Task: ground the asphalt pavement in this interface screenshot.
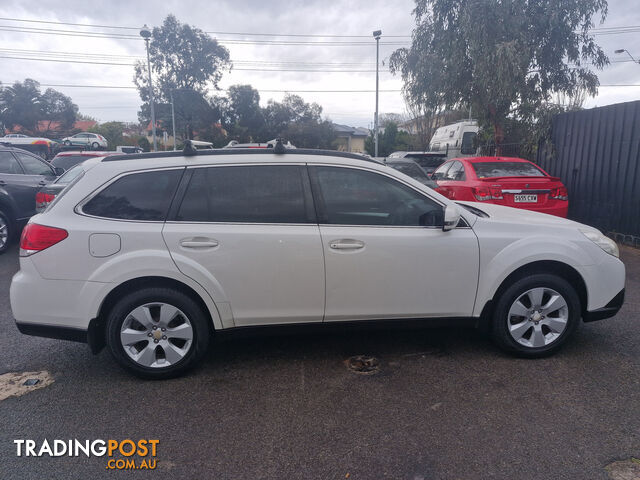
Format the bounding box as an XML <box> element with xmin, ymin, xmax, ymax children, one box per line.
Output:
<box><xmin>0</xmin><ymin>243</ymin><xmax>639</xmax><ymax>480</ymax></box>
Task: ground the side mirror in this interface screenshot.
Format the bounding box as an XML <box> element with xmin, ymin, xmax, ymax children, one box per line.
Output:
<box><xmin>442</xmin><ymin>204</ymin><xmax>461</xmax><ymax>231</ymax></box>
<box><xmin>54</xmin><ymin>167</ymin><xmax>65</xmax><ymax>176</ymax></box>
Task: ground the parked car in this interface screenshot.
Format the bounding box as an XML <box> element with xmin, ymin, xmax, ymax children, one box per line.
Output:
<box><xmin>50</xmin><ymin>150</ymin><xmax>118</xmax><ymax>172</ymax></box>
<box><xmin>224</xmin><ymin>139</ymin><xmax>296</xmax><ymax>149</ymax></box>
<box><xmin>11</xmin><ymin>147</ymin><xmax>624</xmax><ymax>379</ymax></box>
<box><xmin>35</xmin><ymin>158</ymin><xmax>101</xmax><ymax>213</ymax></box>
<box><xmin>116</xmin><ymin>146</ymin><xmax>144</xmax><ymax>154</ymax></box>
<box><xmin>387</xmin><ymin>151</ymin><xmax>446</xmax><ymax>175</ymax></box>
<box><xmin>431</xmin><ymin>156</ymin><xmax>569</xmax><ymax>218</ymax></box>
<box><xmin>0</xmin><ymin>145</ymin><xmax>62</xmax><ymax>253</ymax></box>
<box><xmin>428</xmin><ymin>120</ymin><xmax>479</xmax><ymax>159</ymax></box>
<box><xmin>61</xmin><ymin>132</ymin><xmax>108</xmax><ymax>150</ymax></box>
<box><xmin>386</xmin><ymin>158</ymin><xmax>438</xmax><ymax>189</ymax></box>
<box><xmin>0</xmin><ymin>136</ymin><xmax>56</xmax><ymax>159</ymax></box>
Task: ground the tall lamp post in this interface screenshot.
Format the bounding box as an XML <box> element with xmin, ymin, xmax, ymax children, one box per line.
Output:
<box><xmin>614</xmin><ymin>48</ymin><xmax>640</xmax><ymax>64</ymax></box>
<box><xmin>373</xmin><ymin>29</ymin><xmax>382</xmax><ymax>158</ymax></box>
<box><xmin>170</xmin><ymin>90</ymin><xmax>177</xmax><ymax>151</ymax></box>
<box><xmin>140</xmin><ymin>24</ymin><xmax>157</xmax><ymax>152</ymax></box>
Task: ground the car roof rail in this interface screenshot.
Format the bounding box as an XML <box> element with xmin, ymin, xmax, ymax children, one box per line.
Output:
<box><xmin>102</xmin><ymin>146</ymin><xmax>383</xmax><ymax>164</ymax></box>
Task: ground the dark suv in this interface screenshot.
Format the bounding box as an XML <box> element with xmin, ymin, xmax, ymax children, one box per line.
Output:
<box><xmin>0</xmin><ymin>146</ymin><xmax>62</xmax><ymax>253</ymax></box>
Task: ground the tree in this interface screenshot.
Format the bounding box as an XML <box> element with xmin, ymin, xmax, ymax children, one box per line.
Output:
<box><xmin>40</xmin><ymin>88</ymin><xmax>78</xmax><ymax>133</ymax></box>
<box><xmin>134</xmin><ymin>15</ymin><xmax>231</xmax><ymax>142</ymax></box>
<box><xmin>390</xmin><ymin>0</ymin><xmax>609</xmax><ymax>151</ymax></box>
<box><xmin>0</xmin><ymin>79</ymin><xmax>43</xmax><ymax>133</ymax></box>
<box><xmin>0</xmin><ymin>79</ymin><xmax>78</xmax><ymax>135</ymax></box>
<box><xmin>221</xmin><ymin>85</ymin><xmax>265</xmax><ymax>142</ymax></box>
<box><xmin>365</xmin><ymin>120</ymin><xmax>415</xmax><ymax>157</ymax></box>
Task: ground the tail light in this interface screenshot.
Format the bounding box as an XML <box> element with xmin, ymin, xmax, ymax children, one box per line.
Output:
<box><xmin>550</xmin><ymin>186</ymin><xmax>568</xmax><ymax>201</ymax></box>
<box><xmin>20</xmin><ymin>224</ymin><xmax>68</xmax><ymax>256</ymax></box>
<box><xmin>473</xmin><ymin>186</ymin><xmax>503</xmax><ymax>201</ymax></box>
<box><xmin>35</xmin><ymin>192</ymin><xmax>56</xmax><ymax>212</ymax></box>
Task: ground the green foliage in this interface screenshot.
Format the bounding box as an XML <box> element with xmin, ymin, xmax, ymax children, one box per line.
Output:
<box><xmin>364</xmin><ymin>121</ymin><xmax>416</xmax><ymax>157</ymax></box>
<box><xmin>390</xmin><ymin>0</ymin><xmax>609</xmax><ymax>146</ymax></box>
<box><xmin>0</xmin><ymin>79</ymin><xmax>78</xmax><ymax>135</ymax></box>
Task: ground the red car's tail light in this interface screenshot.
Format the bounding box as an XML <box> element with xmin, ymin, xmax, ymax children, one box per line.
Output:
<box><xmin>35</xmin><ymin>192</ymin><xmax>56</xmax><ymax>210</ymax></box>
<box><xmin>473</xmin><ymin>186</ymin><xmax>503</xmax><ymax>201</ymax></box>
<box><xmin>20</xmin><ymin>224</ymin><xmax>68</xmax><ymax>256</ymax></box>
<box><xmin>550</xmin><ymin>186</ymin><xmax>568</xmax><ymax>201</ymax></box>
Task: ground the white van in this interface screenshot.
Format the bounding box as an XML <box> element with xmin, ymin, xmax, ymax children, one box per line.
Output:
<box><xmin>429</xmin><ymin>120</ymin><xmax>479</xmax><ymax>159</ymax></box>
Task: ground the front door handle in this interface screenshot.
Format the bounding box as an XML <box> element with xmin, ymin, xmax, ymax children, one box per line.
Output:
<box><xmin>0</xmin><ymin>180</ymin><xmax>5</xmax><ymax>186</ymax></box>
<box><xmin>38</xmin><ymin>181</ymin><xmax>47</xmax><ymax>186</ymax></box>
<box><xmin>329</xmin><ymin>239</ymin><xmax>365</xmax><ymax>250</ymax></box>
<box><xmin>180</xmin><ymin>238</ymin><xmax>219</xmax><ymax>249</ymax></box>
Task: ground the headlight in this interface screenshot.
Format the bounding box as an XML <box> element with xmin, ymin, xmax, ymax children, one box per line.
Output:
<box><xmin>580</xmin><ymin>230</ymin><xmax>619</xmax><ymax>258</ymax></box>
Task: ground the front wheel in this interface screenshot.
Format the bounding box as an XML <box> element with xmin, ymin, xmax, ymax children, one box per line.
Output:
<box><xmin>106</xmin><ymin>288</ymin><xmax>210</xmax><ymax>379</ymax></box>
<box><xmin>491</xmin><ymin>274</ymin><xmax>581</xmax><ymax>357</ymax></box>
<box><xmin>63</xmin><ymin>140</ymin><xmax>71</xmax><ymax>146</ymax></box>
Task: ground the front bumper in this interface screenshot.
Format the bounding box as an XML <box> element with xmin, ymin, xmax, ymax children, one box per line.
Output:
<box><xmin>583</xmin><ymin>289</ymin><xmax>625</xmax><ymax>322</ymax></box>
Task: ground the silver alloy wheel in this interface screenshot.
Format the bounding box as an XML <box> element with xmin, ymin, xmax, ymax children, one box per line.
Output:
<box><xmin>120</xmin><ymin>302</ymin><xmax>194</xmax><ymax>368</ymax></box>
<box><xmin>0</xmin><ymin>216</ymin><xmax>7</xmax><ymax>249</ymax></box>
<box><xmin>507</xmin><ymin>287</ymin><xmax>569</xmax><ymax>348</ymax></box>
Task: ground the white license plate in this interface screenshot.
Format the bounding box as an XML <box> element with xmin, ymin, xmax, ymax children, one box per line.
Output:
<box><xmin>514</xmin><ymin>194</ymin><xmax>538</xmax><ymax>203</ymax></box>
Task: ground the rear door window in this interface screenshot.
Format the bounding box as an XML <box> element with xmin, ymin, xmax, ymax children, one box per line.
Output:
<box><xmin>0</xmin><ymin>151</ymin><xmax>24</xmax><ymax>174</ymax></box>
<box><xmin>176</xmin><ymin>165</ymin><xmax>312</xmax><ymax>223</ymax></box>
<box><xmin>83</xmin><ymin>169</ymin><xmax>183</xmax><ymax>221</ymax></box>
<box><xmin>15</xmin><ymin>152</ymin><xmax>54</xmax><ymax>176</ymax></box>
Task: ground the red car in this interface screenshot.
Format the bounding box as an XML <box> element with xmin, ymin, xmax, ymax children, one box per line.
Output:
<box><xmin>432</xmin><ymin>156</ymin><xmax>569</xmax><ymax>217</ymax></box>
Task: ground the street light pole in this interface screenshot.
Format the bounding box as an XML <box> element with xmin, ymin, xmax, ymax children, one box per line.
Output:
<box><xmin>614</xmin><ymin>48</ymin><xmax>640</xmax><ymax>64</ymax></box>
<box><xmin>170</xmin><ymin>90</ymin><xmax>177</xmax><ymax>151</ymax></box>
<box><xmin>140</xmin><ymin>25</ymin><xmax>157</xmax><ymax>152</ymax></box>
<box><xmin>373</xmin><ymin>30</ymin><xmax>382</xmax><ymax>158</ymax></box>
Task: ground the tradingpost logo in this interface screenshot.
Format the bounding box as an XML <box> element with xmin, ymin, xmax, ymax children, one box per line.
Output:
<box><xmin>14</xmin><ymin>439</ymin><xmax>160</xmax><ymax>470</ymax></box>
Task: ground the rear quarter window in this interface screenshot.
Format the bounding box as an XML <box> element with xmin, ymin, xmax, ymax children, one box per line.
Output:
<box><xmin>82</xmin><ymin>169</ymin><xmax>183</xmax><ymax>221</ymax></box>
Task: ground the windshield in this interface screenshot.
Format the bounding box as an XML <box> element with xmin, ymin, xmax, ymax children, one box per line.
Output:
<box><xmin>472</xmin><ymin>161</ymin><xmax>545</xmax><ymax>178</ymax></box>
<box><xmin>51</xmin><ymin>154</ymin><xmax>90</xmax><ymax>171</ymax></box>
<box><xmin>406</xmin><ymin>154</ymin><xmax>446</xmax><ymax>169</ymax></box>
<box><xmin>389</xmin><ymin>162</ymin><xmax>430</xmax><ymax>181</ymax></box>
<box><xmin>55</xmin><ymin>163</ymin><xmax>85</xmax><ymax>185</ymax></box>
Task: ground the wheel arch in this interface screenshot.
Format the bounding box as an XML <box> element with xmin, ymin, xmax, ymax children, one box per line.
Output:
<box><xmin>88</xmin><ymin>276</ymin><xmax>218</xmax><ymax>354</ymax></box>
<box><xmin>479</xmin><ymin>260</ymin><xmax>588</xmax><ymax>325</ymax></box>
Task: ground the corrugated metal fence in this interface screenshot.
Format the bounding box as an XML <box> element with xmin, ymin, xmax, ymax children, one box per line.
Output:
<box><xmin>537</xmin><ymin>100</ymin><xmax>640</xmax><ymax>244</ymax></box>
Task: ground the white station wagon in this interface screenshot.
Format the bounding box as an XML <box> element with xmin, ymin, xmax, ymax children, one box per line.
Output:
<box><xmin>10</xmin><ymin>143</ymin><xmax>625</xmax><ymax>379</ymax></box>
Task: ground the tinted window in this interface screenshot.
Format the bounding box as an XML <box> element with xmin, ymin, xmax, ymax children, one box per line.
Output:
<box><xmin>406</xmin><ymin>154</ymin><xmax>446</xmax><ymax>169</ymax></box>
<box><xmin>432</xmin><ymin>162</ymin><xmax>452</xmax><ymax>180</ymax></box>
<box><xmin>461</xmin><ymin>132</ymin><xmax>476</xmax><ymax>154</ymax></box>
<box><xmin>52</xmin><ymin>154</ymin><xmax>90</xmax><ymax>171</ymax></box>
<box><xmin>314</xmin><ymin>166</ymin><xmax>442</xmax><ymax>226</ymax></box>
<box><xmin>55</xmin><ymin>163</ymin><xmax>85</xmax><ymax>185</ymax></box>
<box><xmin>177</xmin><ymin>166</ymin><xmax>310</xmax><ymax>223</ymax></box>
<box><xmin>83</xmin><ymin>169</ymin><xmax>182</xmax><ymax>220</ymax></box>
<box><xmin>0</xmin><ymin>151</ymin><xmax>23</xmax><ymax>174</ymax></box>
<box><xmin>472</xmin><ymin>161</ymin><xmax>545</xmax><ymax>178</ymax></box>
<box><xmin>443</xmin><ymin>161</ymin><xmax>466</xmax><ymax>181</ymax></box>
<box><xmin>16</xmin><ymin>153</ymin><xmax>54</xmax><ymax>176</ymax></box>
<box><xmin>388</xmin><ymin>162</ymin><xmax>430</xmax><ymax>182</ymax></box>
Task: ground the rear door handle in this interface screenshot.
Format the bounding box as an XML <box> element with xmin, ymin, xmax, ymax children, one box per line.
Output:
<box><xmin>0</xmin><ymin>180</ymin><xmax>5</xmax><ymax>186</ymax></box>
<box><xmin>180</xmin><ymin>239</ymin><xmax>219</xmax><ymax>249</ymax></box>
<box><xmin>329</xmin><ymin>239</ymin><xmax>365</xmax><ymax>250</ymax></box>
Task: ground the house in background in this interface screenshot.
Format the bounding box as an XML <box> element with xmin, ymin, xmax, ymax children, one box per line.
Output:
<box><xmin>332</xmin><ymin>123</ymin><xmax>369</xmax><ymax>153</ymax></box>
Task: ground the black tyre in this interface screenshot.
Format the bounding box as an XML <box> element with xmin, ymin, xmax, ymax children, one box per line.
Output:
<box><xmin>0</xmin><ymin>210</ymin><xmax>13</xmax><ymax>254</ymax></box>
<box><xmin>91</xmin><ymin>142</ymin><xmax>100</xmax><ymax>150</ymax></box>
<box><xmin>106</xmin><ymin>287</ymin><xmax>210</xmax><ymax>379</ymax></box>
<box><xmin>63</xmin><ymin>140</ymin><xmax>71</xmax><ymax>146</ymax></box>
<box><xmin>491</xmin><ymin>274</ymin><xmax>581</xmax><ymax>358</ymax></box>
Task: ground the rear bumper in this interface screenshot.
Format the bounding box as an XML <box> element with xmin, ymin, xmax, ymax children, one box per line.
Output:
<box><xmin>15</xmin><ymin>321</ymin><xmax>87</xmax><ymax>343</ymax></box>
<box><xmin>583</xmin><ymin>289</ymin><xmax>625</xmax><ymax>322</ymax></box>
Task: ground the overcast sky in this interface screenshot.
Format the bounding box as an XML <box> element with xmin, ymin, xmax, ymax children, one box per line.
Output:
<box><xmin>1</xmin><ymin>0</ymin><xmax>639</xmax><ymax>128</ymax></box>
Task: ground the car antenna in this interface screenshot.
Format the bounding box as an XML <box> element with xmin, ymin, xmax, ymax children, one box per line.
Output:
<box><xmin>273</xmin><ymin>138</ymin><xmax>287</xmax><ymax>155</ymax></box>
<box><xmin>183</xmin><ymin>139</ymin><xmax>198</xmax><ymax>156</ymax></box>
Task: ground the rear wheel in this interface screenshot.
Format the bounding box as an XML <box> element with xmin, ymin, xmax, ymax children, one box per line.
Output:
<box><xmin>0</xmin><ymin>211</ymin><xmax>13</xmax><ymax>254</ymax></box>
<box><xmin>91</xmin><ymin>142</ymin><xmax>100</xmax><ymax>150</ymax></box>
<box><xmin>63</xmin><ymin>140</ymin><xmax>71</xmax><ymax>146</ymax></box>
<box><xmin>491</xmin><ymin>274</ymin><xmax>580</xmax><ymax>357</ymax></box>
<box><xmin>106</xmin><ymin>287</ymin><xmax>210</xmax><ymax>379</ymax></box>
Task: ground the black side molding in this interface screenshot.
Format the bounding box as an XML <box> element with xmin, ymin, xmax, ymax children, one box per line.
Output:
<box><xmin>583</xmin><ymin>289</ymin><xmax>625</xmax><ymax>322</ymax></box>
<box><xmin>16</xmin><ymin>322</ymin><xmax>87</xmax><ymax>343</ymax></box>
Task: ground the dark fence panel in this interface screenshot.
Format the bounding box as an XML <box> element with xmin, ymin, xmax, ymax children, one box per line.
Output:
<box><xmin>537</xmin><ymin>100</ymin><xmax>640</xmax><ymax>241</ymax></box>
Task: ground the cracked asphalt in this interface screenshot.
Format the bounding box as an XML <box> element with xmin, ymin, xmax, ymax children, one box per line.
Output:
<box><xmin>0</xmin><ymin>243</ymin><xmax>639</xmax><ymax>479</ymax></box>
